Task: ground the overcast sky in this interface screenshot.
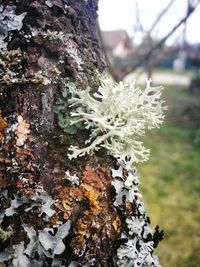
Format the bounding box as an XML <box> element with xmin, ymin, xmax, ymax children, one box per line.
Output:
<box><xmin>98</xmin><ymin>0</ymin><xmax>200</xmax><ymax>44</ymax></box>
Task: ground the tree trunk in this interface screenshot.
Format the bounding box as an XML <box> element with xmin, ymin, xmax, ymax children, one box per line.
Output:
<box><xmin>0</xmin><ymin>1</ymin><xmax>163</xmax><ymax>267</ymax></box>
<box><xmin>0</xmin><ymin>1</ymin><xmax>118</xmax><ymax>266</ymax></box>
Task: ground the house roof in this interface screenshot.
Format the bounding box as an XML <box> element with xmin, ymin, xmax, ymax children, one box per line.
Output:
<box><xmin>101</xmin><ymin>30</ymin><xmax>131</xmax><ymax>50</ymax></box>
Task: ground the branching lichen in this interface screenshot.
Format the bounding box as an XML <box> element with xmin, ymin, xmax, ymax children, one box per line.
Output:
<box><xmin>43</xmin><ymin>30</ymin><xmax>64</xmax><ymax>41</ymax></box>
<box><xmin>67</xmin><ymin>76</ymin><xmax>166</xmax><ymax>164</ymax></box>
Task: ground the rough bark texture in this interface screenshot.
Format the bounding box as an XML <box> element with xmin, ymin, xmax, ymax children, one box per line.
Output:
<box><xmin>0</xmin><ymin>1</ymin><xmax>125</xmax><ymax>266</ymax></box>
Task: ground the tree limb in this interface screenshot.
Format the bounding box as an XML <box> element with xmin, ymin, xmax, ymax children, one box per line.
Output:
<box><xmin>148</xmin><ymin>0</ymin><xmax>176</xmax><ymax>34</ymax></box>
<box><xmin>120</xmin><ymin>0</ymin><xmax>200</xmax><ymax>79</ymax></box>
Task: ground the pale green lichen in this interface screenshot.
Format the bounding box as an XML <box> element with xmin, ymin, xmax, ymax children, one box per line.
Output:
<box><xmin>0</xmin><ymin>226</ymin><xmax>13</xmax><ymax>241</ymax></box>
<box><xmin>53</xmin><ymin>81</ymin><xmax>85</xmax><ymax>134</ymax></box>
<box><xmin>43</xmin><ymin>30</ymin><xmax>64</xmax><ymax>41</ymax></box>
<box><xmin>67</xmin><ymin>76</ymin><xmax>167</xmax><ymax>164</ymax></box>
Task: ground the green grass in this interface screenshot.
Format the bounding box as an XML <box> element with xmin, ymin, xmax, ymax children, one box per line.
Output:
<box><xmin>136</xmin><ymin>84</ymin><xmax>200</xmax><ymax>267</ymax></box>
<box><xmin>163</xmin><ymin>84</ymin><xmax>200</xmax><ymax>105</ymax></box>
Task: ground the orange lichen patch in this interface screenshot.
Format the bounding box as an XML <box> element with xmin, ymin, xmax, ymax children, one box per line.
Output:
<box><xmin>82</xmin><ymin>165</ymin><xmax>112</xmax><ymax>192</ymax></box>
<box><xmin>16</xmin><ymin>146</ymin><xmax>37</xmax><ymax>159</ymax></box>
<box><xmin>54</xmin><ymin>187</ymin><xmax>73</xmax><ymax>217</ymax></box>
<box><xmin>0</xmin><ymin>109</ymin><xmax>7</xmax><ymax>140</ymax></box>
<box><xmin>15</xmin><ymin>146</ymin><xmax>38</xmax><ymax>172</ymax></box>
<box><xmin>82</xmin><ymin>165</ymin><xmax>99</xmax><ymax>184</ymax></box>
<box><xmin>51</xmin><ymin>164</ymin><xmax>122</xmax><ymax>264</ymax></box>
<box><xmin>85</xmin><ymin>189</ymin><xmax>99</xmax><ymax>213</ymax></box>
<box><xmin>71</xmin><ymin>186</ymin><xmax>85</xmax><ymax>202</ymax></box>
<box><xmin>71</xmin><ymin>164</ymin><xmax>121</xmax><ymax>264</ymax></box>
<box><xmin>54</xmin><ymin>185</ymin><xmax>84</xmax><ymax>220</ymax></box>
<box><xmin>84</xmin><ymin>210</ymin><xmax>90</xmax><ymax>216</ymax></box>
<box><xmin>75</xmin><ymin>214</ymin><xmax>94</xmax><ymax>235</ymax></box>
<box><xmin>16</xmin><ymin>115</ymin><xmax>30</xmax><ymax>146</ymax></box>
<box><xmin>112</xmin><ymin>215</ymin><xmax>121</xmax><ymax>232</ymax></box>
<box><xmin>54</xmin><ymin>165</ymin><xmax>113</xmax><ymax>224</ymax></box>
<box><xmin>81</xmin><ymin>166</ymin><xmax>113</xmax><ymax>214</ymax></box>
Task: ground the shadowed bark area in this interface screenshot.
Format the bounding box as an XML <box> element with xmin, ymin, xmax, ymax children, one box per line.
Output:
<box><xmin>0</xmin><ymin>1</ymin><xmax>125</xmax><ymax>266</ymax></box>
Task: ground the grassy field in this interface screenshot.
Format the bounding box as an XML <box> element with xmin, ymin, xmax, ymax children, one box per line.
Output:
<box><xmin>137</xmin><ymin>84</ymin><xmax>200</xmax><ymax>267</ymax></box>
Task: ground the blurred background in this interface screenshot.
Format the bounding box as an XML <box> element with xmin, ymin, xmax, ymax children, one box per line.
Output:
<box><xmin>98</xmin><ymin>1</ymin><xmax>200</xmax><ymax>267</ymax></box>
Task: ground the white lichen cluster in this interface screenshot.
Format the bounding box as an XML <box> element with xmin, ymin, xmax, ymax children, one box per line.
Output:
<box><xmin>64</xmin><ymin>170</ymin><xmax>80</xmax><ymax>186</ymax></box>
<box><xmin>68</xmin><ymin>76</ymin><xmax>166</xmax><ymax>164</ymax></box>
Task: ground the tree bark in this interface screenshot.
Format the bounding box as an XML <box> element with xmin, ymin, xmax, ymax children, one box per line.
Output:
<box><xmin>0</xmin><ymin>1</ymin><xmax>121</xmax><ymax>266</ymax></box>
<box><xmin>0</xmin><ymin>1</ymin><xmax>163</xmax><ymax>267</ymax></box>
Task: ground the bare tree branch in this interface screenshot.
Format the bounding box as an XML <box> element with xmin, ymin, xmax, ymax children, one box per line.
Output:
<box><xmin>148</xmin><ymin>0</ymin><xmax>176</xmax><ymax>34</ymax></box>
<box><xmin>120</xmin><ymin>0</ymin><xmax>200</xmax><ymax>79</ymax></box>
<box><xmin>133</xmin><ymin>1</ymin><xmax>144</xmax><ymax>33</ymax></box>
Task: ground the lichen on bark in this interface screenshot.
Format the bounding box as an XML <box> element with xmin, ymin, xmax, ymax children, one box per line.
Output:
<box><xmin>0</xmin><ymin>1</ymin><xmax>163</xmax><ymax>267</ymax></box>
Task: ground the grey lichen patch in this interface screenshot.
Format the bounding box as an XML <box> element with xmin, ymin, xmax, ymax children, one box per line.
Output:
<box><xmin>63</xmin><ymin>38</ymin><xmax>83</xmax><ymax>71</ymax></box>
<box><xmin>111</xmin><ymin>157</ymin><xmax>163</xmax><ymax>267</ymax></box>
<box><xmin>0</xmin><ymin>182</ymin><xmax>72</xmax><ymax>266</ymax></box>
<box><xmin>38</xmin><ymin>220</ymin><xmax>71</xmax><ymax>257</ymax></box>
<box><xmin>45</xmin><ymin>0</ymin><xmax>54</xmax><ymax>8</ymax></box>
<box><xmin>0</xmin><ymin>5</ymin><xmax>26</xmax><ymax>49</ymax></box>
<box><xmin>41</xmin><ymin>86</ymin><xmax>55</xmax><ymax>131</ymax></box>
<box><xmin>0</xmin><ymin>221</ymin><xmax>71</xmax><ymax>266</ymax></box>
